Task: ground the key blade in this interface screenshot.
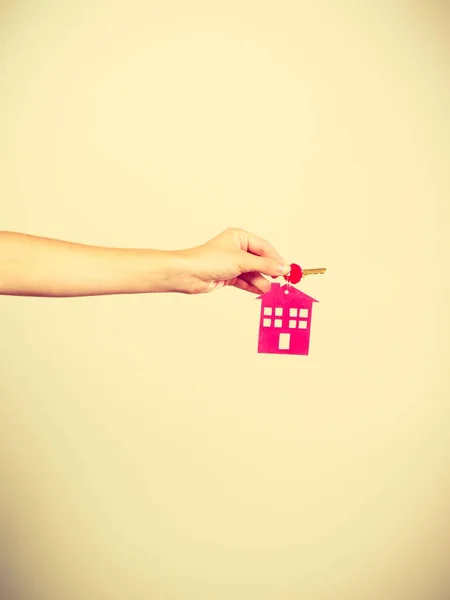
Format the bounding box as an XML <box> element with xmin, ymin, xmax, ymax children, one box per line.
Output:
<box><xmin>302</xmin><ymin>268</ymin><xmax>327</xmax><ymax>276</ymax></box>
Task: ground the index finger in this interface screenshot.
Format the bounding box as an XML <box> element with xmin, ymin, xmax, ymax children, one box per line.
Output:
<box><xmin>236</xmin><ymin>229</ymin><xmax>286</xmax><ymax>263</ymax></box>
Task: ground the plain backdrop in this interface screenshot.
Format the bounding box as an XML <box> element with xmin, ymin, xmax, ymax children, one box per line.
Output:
<box><xmin>1</xmin><ymin>1</ymin><xmax>449</xmax><ymax>598</ymax></box>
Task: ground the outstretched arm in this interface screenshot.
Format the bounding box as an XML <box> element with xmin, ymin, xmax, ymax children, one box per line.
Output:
<box><xmin>0</xmin><ymin>229</ymin><xmax>289</xmax><ymax>297</ymax></box>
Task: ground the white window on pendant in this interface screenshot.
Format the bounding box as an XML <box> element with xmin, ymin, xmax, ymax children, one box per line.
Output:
<box><xmin>298</xmin><ymin>320</ymin><xmax>307</xmax><ymax>329</ymax></box>
<box><xmin>289</xmin><ymin>308</ymin><xmax>298</xmax><ymax>317</ymax></box>
<box><xmin>263</xmin><ymin>318</ymin><xmax>271</xmax><ymax>327</ymax></box>
<box><xmin>264</xmin><ymin>307</ymin><xmax>272</xmax><ymax>316</ymax></box>
<box><xmin>289</xmin><ymin>320</ymin><xmax>297</xmax><ymax>328</ymax></box>
<box><xmin>275</xmin><ymin>307</ymin><xmax>283</xmax><ymax>316</ymax></box>
<box><xmin>274</xmin><ymin>319</ymin><xmax>282</xmax><ymax>328</ymax></box>
<box><xmin>299</xmin><ymin>308</ymin><xmax>309</xmax><ymax>318</ymax></box>
<box><xmin>278</xmin><ymin>333</ymin><xmax>290</xmax><ymax>350</ymax></box>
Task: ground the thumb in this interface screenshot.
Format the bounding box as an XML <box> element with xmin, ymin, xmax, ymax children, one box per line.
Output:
<box><xmin>239</xmin><ymin>252</ymin><xmax>290</xmax><ymax>278</ymax></box>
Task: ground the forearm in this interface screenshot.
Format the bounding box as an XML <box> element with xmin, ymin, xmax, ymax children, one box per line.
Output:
<box><xmin>0</xmin><ymin>232</ymin><xmax>184</xmax><ymax>297</ymax></box>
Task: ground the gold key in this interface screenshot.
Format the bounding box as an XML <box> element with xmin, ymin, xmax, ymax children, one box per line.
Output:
<box><xmin>284</xmin><ymin>264</ymin><xmax>326</xmax><ymax>284</ymax></box>
<box><xmin>302</xmin><ymin>268</ymin><xmax>327</xmax><ymax>277</ymax></box>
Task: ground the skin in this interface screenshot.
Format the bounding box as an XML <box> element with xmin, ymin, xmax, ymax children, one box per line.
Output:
<box><xmin>0</xmin><ymin>228</ymin><xmax>290</xmax><ymax>297</ymax></box>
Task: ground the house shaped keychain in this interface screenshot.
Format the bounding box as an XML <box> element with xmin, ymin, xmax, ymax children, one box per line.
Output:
<box><xmin>256</xmin><ymin>264</ymin><xmax>326</xmax><ymax>355</ymax></box>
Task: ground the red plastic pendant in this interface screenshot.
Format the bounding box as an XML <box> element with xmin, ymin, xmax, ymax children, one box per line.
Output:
<box><xmin>284</xmin><ymin>263</ymin><xmax>303</xmax><ymax>284</ymax></box>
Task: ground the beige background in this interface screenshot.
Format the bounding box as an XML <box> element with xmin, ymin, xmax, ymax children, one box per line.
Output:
<box><xmin>1</xmin><ymin>1</ymin><xmax>449</xmax><ymax>598</ymax></box>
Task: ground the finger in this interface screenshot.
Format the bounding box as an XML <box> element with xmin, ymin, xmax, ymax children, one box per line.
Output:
<box><xmin>232</xmin><ymin>277</ymin><xmax>262</xmax><ymax>294</ymax></box>
<box><xmin>235</xmin><ymin>229</ymin><xmax>286</xmax><ymax>263</ymax></box>
<box><xmin>239</xmin><ymin>251</ymin><xmax>290</xmax><ymax>278</ymax></box>
<box><xmin>239</xmin><ymin>271</ymin><xmax>271</xmax><ymax>295</ymax></box>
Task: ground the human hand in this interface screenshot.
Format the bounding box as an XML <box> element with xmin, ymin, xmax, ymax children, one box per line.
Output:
<box><xmin>0</xmin><ymin>229</ymin><xmax>289</xmax><ymax>297</ymax></box>
<box><xmin>175</xmin><ymin>228</ymin><xmax>290</xmax><ymax>294</ymax></box>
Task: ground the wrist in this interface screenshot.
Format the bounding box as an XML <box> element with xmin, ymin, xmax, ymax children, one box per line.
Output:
<box><xmin>161</xmin><ymin>247</ymin><xmax>203</xmax><ymax>294</ymax></box>
<box><xmin>155</xmin><ymin>247</ymin><xmax>211</xmax><ymax>294</ymax></box>
<box><xmin>123</xmin><ymin>247</ymin><xmax>202</xmax><ymax>295</ymax></box>
<box><xmin>128</xmin><ymin>248</ymin><xmax>185</xmax><ymax>293</ymax></box>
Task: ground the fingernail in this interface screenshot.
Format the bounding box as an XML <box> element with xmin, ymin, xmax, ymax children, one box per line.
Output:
<box><xmin>278</xmin><ymin>263</ymin><xmax>289</xmax><ymax>275</ymax></box>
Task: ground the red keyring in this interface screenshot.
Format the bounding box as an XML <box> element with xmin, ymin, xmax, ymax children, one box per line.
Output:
<box><xmin>284</xmin><ymin>263</ymin><xmax>303</xmax><ymax>285</ymax></box>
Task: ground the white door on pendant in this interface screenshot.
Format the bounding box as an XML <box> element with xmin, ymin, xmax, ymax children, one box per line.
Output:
<box><xmin>278</xmin><ymin>333</ymin><xmax>290</xmax><ymax>350</ymax></box>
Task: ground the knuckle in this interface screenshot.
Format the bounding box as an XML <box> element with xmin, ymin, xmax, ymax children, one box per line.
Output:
<box><xmin>225</xmin><ymin>226</ymin><xmax>236</xmax><ymax>233</ymax></box>
<box><xmin>227</xmin><ymin>226</ymin><xmax>244</xmax><ymax>236</ymax></box>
